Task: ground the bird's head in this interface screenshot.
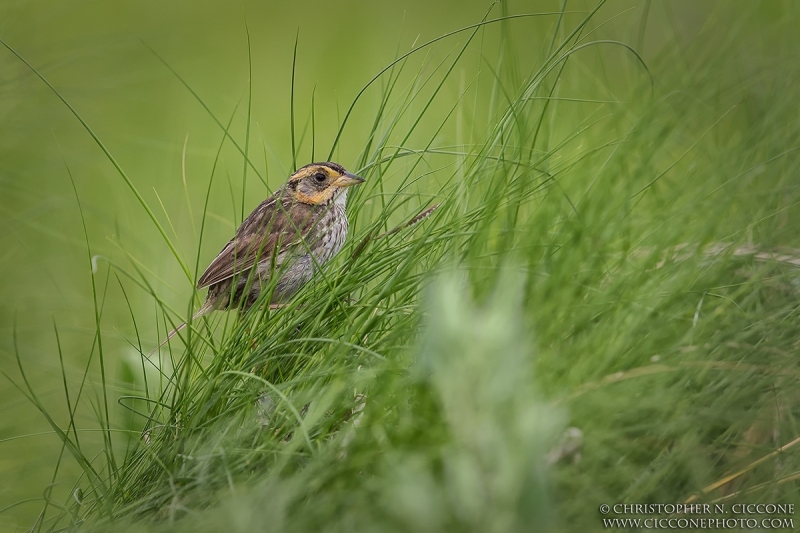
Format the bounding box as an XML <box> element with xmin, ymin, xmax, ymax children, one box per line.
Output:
<box><xmin>286</xmin><ymin>162</ymin><xmax>365</xmax><ymax>205</ymax></box>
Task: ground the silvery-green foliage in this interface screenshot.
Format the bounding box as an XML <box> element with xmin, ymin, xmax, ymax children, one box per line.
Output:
<box><xmin>396</xmin><ymin>268</ymin><xmax>562</xmax><ymax>532</ymax></box>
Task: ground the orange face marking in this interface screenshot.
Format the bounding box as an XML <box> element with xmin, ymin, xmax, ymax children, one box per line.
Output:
<box><xmin>288</xmin><ymin>164</ymin><xmax>340</xmax><ymax>183</ymax></box>
<box><xmin>288</xmin><ymin>164</ymin><xmax>349</xmax><ymax>205</ymax></box>
<box><xmin>295</xmin><ymin>188</ymin><xmax>336</xmax><ymax>205</ymax></box>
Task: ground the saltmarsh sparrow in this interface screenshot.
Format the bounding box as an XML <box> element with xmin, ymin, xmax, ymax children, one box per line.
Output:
<box><xmin>154</xmin><ymin>162</ymin><xmax>364</xmax><ymax>350</ymax></box>
<box><xmin>199</xmin><ymin>161</ymin><xmax>364</xmax><ymax>311</ymax></box>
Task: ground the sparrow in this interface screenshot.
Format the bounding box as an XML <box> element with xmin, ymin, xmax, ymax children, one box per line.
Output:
<box><xmin>154</xmin><ymin>162</ymin><xmax>364</xmax><ymax>351</ymax></box>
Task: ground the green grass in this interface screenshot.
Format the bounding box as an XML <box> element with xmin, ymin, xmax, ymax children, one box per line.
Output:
<box><xmin>3</xmin><ymin>1</ymin><xmax>800</xmax><ymax>531</ymax></box>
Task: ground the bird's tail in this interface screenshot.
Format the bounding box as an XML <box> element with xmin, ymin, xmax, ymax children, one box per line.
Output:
<box><xmin>148</xmin><ymin>301</ymin><xmax>213</xmax><ymax>356</ymax></box>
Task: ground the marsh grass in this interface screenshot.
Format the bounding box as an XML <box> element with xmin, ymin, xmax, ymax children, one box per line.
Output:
<box><xmin>3</xmin><ymin>1</ymin><xmax>800</xmax><ymax>531</ymax></box>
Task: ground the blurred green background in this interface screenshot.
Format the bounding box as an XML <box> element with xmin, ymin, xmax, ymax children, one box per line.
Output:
<box><xmin>1</xmin><ymin>0</ymin><xmax>798</xmax><ymax>530</ymax></box>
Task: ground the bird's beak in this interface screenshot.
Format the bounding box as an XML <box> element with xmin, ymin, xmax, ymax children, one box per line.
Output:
<box><xmin>333</xmin><ymin>172</ymin><xmax>365</xmax><ymax>188</ymax></box>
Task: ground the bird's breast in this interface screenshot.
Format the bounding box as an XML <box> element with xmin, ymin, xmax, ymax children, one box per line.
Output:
<box><xmin>312</xmin><ymin>204</ymin><xmax>349</xmax><ymax>265</ymax></box>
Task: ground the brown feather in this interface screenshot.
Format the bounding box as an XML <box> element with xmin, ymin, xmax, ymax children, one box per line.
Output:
<box><xmin>197</xmin><ymin>190</ymin><xmax>322</xmax><ymax>289</ymax></box>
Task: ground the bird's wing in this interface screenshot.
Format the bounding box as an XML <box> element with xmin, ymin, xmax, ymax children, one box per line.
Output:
<box><xmin>197</xmin><ymin>195</ymin><xmax>319</xmax><ymax>289</ymax></box>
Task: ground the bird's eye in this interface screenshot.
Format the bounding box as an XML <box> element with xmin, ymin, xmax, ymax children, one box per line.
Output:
<box><xmin>314</xmin><ymin>172</ymin><xmax>326</xmax><ymax>183</ymax></box>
